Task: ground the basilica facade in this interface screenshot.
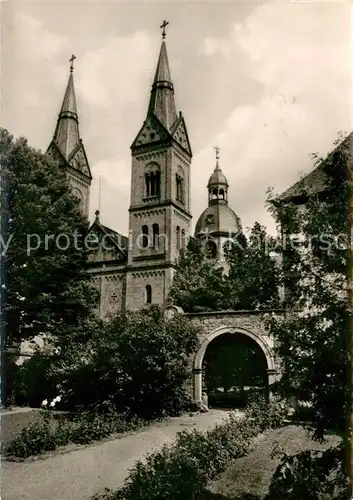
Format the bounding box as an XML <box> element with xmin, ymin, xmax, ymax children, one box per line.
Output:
<box><xmin>47</xmin><ymin>32</ymin><xmax>242</xmax><ymax>318</ymax></box>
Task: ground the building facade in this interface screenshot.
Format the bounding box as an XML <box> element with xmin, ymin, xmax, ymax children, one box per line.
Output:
<box><xmin>49</xmin><ymin>33</ymin><xmax>242</xmax><ymax>318</ymax></box>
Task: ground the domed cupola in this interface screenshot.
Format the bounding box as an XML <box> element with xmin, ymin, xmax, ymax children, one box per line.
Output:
<box><xmin>207</xmin><ymin>148</ymin><xmax>229</xmax><ymax>204</ymax></box>
<box><xmin>195</xmin><ymin>147</ymin><xmax>242</xmax><ymax>239</ymax></box>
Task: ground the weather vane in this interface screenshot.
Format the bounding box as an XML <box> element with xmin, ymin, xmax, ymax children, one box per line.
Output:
<box><xmin>160</xmin><ymin>20</ymin><xmax>169</xmax><ymax>39</ymax></box>
<box><xmin>69</xmin><ymin>54</ymin><xmax>76</xmax><ymax>73</ymax></box>
<box><xmin>214</xmin><ymin>145</ymin><xmax>220</xmax><ymax>160</ymax></box>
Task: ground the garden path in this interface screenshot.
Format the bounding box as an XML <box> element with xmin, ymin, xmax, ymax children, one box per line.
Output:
<box><xmin>2</xmin><ymin>409</ymin><xmax>232</xmax><ymax>500</ymax></box>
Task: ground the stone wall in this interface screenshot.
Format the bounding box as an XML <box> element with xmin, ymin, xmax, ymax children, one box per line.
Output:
<box><xmin>186</xmin><ymin>310</ymin><xmax>273</xmax><ymax>344</ymax></box>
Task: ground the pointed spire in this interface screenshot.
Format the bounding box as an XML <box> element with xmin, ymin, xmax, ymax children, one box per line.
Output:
<box><xmin>147</xmin><ymin>23</ymin><xmax>177</xmax><ymax>131</ymax></box>
<box><xmin>52</xmin><ymin>56</ymin><xmax>80</xmax><ymax>159</ymax></box>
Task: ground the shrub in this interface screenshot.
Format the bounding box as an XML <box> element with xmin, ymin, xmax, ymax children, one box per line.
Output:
<box><xmin>245</xmin><ymin>396</ymin><xmax>287</xmax><ymax>432</ymax></box>
<box><xmin>265</xmin><ymin>443</ymin><xmax>349</xmax><ymax>500</ymax></box>
<box><xmin>4</xmin><ymin>410</ymin><xmax>58</xmax><ymax>458</ymax></box>
<box><xmin>33</xmin><ymin>306</ymin><xmax>200</xmax><ymax>419</ymax></box>
<box><xmin>4</xmin><ymin>406</ymin><xmax>147</xmax><ymax>459</ymax></box>
<box><xmin>10</xmin><ymin>352</ymin><xmax>57</xmax><ymax>408</ymax></box>
<box><xmin>92</xmin><ymin>411</ymin><xmax>271</xmax><ymax>500</ymax></box>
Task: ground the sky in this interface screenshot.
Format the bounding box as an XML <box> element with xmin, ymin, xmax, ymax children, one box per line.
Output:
<box><xmin>2</xmin><ymin>0</ymin><xmax>352</xmax><ymax>236</ymax></box>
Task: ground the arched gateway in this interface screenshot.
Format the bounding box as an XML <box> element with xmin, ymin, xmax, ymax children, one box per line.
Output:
<box><xmin>193</xmin><ymin>326</ymin><xmax>277</xmax><ymax>408</ymax></box>
<box><xmin>164</xmin><ymin>307</ymin><xmax>281</xmax><ymax>409</ymax></box>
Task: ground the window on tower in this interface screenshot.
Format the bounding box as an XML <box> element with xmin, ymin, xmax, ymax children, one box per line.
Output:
<box><xmin>219</xmin><ymin>188</ymin><xmax>225</xmax><ymax>200</ymax></box>
<box><xmin>176</xmin><ymin>168</ymin><xmax>185</xmax><ymax>203</ymax></box>
<box><xmin>152</xmin><ymin>223</ymin><xmax>159</xmax><ymax>248</ymax></box>
<box><xmin>181</xmin><ymin>229</ymin><xmax>186</xmax><ymax>250</ymax></box>
<box><xmin>205</xmin><ymin>240</ymin><xmax>218</xmax><ymax>259</ymax></box>
<box><xmin>145</xmin><ymin>285</ymin><xmax>152</xmax><ymax>304</ymax></box>
<box><xmin>141</xmin><ymin>225</ymin><xmax>149</xmax><ymax>248</ymax></box>
<box><xmin>150</xmin><ymin>172</ymin><xmax>156</xmax><ymax>196</ymax></box>
<box><xmin>176</xmin><ymin>226</ymin><xmax>181</xmax><ymax>250</ymax></box>
<box><xmin>145</xmin><ymin>173</ymin><xmax>150</xmax><ymax>196</ymax></box>
<box><xmin>145</xmin><ymin>164</ymin><xmax>161</xmax><ymax>198</ymax></box>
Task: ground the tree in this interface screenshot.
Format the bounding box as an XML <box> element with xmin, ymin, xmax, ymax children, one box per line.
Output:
<box><xmin>169</xmin><ymin>226</ymin><xmax>281</xmax><ymax>312</ymax></box>
<box><xmin>0</xmin><ymin>128</ymin><xmax>98</xmax><ymax>346</ymax></box>
<box><xmin>224</xmin><ymin>222</ymin><xmax>281</xmax><ymax>310</ymax></box>
<box><xmin>51</xmin><ymin>306</ymin><xmax>200</xmax><ymax>418</ymax></box>
<box><xmin>266</xmin><ymin>134</ymin><xmax>351</xmax><ymax>440</ymax></box>
<box><xmin>168</xmin><ymin>237</ymin><xmax>226</xmax><ymax>312</ymax></box>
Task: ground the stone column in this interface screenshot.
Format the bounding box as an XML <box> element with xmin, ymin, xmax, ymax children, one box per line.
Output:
<box><xmin>267</xmin><ymin>368</ymin><xmax>278</xmax><ymax>402</ymax></box>
<box><xmin>193</xmin><ymin>367</ymin><xmax>202</xmax><ymax>408</ymax></box>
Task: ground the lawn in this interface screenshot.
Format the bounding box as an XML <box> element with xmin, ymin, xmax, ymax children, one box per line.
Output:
<box><xmin>1</xmin><ymin>408</ymin><xmax>42</xmax><ymax>445</ymax></box>
<box><xmin>207</xmin><ymin>424</ymin><xmax>341</xmax><ymax>500</ymax></box>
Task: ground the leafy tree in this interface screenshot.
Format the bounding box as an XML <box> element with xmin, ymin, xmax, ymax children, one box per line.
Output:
<box><xmin>168</xmin><ymin>237</ymin><xmax>226</xmax><ymax>312</ymax></box>
<box><xmin>224</xmin><ymin>222</ymin><xmax>281</xmax><ymax>310</ymax></box>
<box><xmin>50</xmin><ymin>306</ymin><xmax>200</xmax><ymax>418</ymax></box>
<box><xmin>169</xmin><ymin>225</ymin><xmax>280</xmax><ymax>312</ymax></box>
<box><xmin>0</xmin><ymin>128</ymin><xmax>98</xmax><ymax>344</ymax></box>
<box><xmin>0</xmin><ymin>129</ymin><xmax>98</xmax><ymax>405</ymax></box>
<box><xmin>264</xmin><ymin>134</ymin><xmax>352</xmax><ymax>499</ymax></box>
<box><xmin>266</xmin><ymin>134</ymin><xmax>351</xmax><ymax>440</ymax></box>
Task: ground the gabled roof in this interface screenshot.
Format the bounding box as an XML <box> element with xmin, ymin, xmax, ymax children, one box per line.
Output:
<box><xmin>170</xmin><ymin>113</ymin><xmax>192</xmax><ymax>156</ymax></box>
<box><xmin>88</xmin><ymin>213</ymin><xmax>128</xmax><ymax>258</ymax></box>
<box><xmin>279</xmin><ymin>132</ymin><xmax>352</xmax><ymax>202</ymax></box>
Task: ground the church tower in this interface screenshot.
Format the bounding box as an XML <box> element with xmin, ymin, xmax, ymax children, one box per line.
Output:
<box><xmin>126</xmin><ymin>22</ymin><xmax>192</xmax><ymax>310</ymax></box>
<box><xmin>195</xmin><ymin>147</ymin><xmax>242</xmax><ymax>267</ymax></box>
<box><xmin>47</xmin><ymin>55</ymin><xmax>92</xmax><ymax>218</ymax></box>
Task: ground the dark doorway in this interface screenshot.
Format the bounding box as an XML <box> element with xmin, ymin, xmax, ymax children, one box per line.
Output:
<box><xmin>203</xmin><ymin>332</ymin><xmax>268</xmax><ymax>409</ymax></box>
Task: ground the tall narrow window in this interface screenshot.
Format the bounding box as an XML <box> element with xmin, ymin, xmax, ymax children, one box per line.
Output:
<box><xmin>176</xmin><ymin>174</ymin><xmax>180</xmax><ymax>200</ymax></box>
<box><xmin>176</xmin><ymin>168</ymin><xmax>185</xmax><ymax>203</ymax></box>
<box><xmin>152</xmin><ymin>223</ymin><xmax>159</xmax><ymax>248</ymax></box>
<box><xmin>176</xmin><ymin>226</ymin><xmax>181</xmax><ymax>251</ymax></box>
<box><xmin>145</xmin><ymin>285</ymin><xmax>152</xmax><ymax>304</ymax></box>
<box><xmin>205</xmin><ymin>240</ymin><xmax>218</xmax><ymax>259</ymax></box>
<box><xmin>145</xmin><ymin>173</ymin><xmax>150</xmax><ymax>197</ymax></box>
<box><xmin>219</xmin><ymin>188</ymin><xmax>225</xmax><ymax>200</ymax></box>
<box><xmin>145</xmin><ymin>164</ymin><xmax>161</xmax><ymax>198</ymax></box>
<box><xmin>181</xmin><ymin>229</ymin><xmax>186</xmax><ymax>250</ymax></box>
<box><xmin>155</xmin><ymin>171</ymin><xmax>161</xmax><ymax>196</ymax></box>
<box><xmin>150</xmin><ymin>172</ymin><xmax>155</xmax><ymax>196</ymax></box>
<box><xmin>142</xmin><ymin>225</ymin><xmax>149</xmax><ymax>248</ymax></box>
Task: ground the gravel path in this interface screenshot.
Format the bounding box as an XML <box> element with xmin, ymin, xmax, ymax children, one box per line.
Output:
<box><xmin>2</xmin><ymin>409</ymin><xmax>231</xmax><ymax>500</ymax></box>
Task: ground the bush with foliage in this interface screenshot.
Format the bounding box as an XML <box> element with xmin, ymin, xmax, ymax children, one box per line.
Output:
<box><xmin>168</xmin><ymin>223</ymin><xmax>280</xmax><ymax>313</ymax></box>
<box><xmin>246</xmin><ymin>396</ymin><xmax>287</xmax><ymax>432</ymax></box>
<box><xmin>46</xmin><ymin>306</ymin><xmax>200</xmax><ymax>419</ymax></box>
<box><xmin>92</xmin><ymin>400</ymin><xmax>285</xmax><ymax>500</ymax></box>
<box><xmin>168</xmin><ymin>237</ymin><xmax>227</xmax><ymax>312</ymax></box>
<box><xmin>265</xmin><ymin>133</ymin><xmax>352</xmax><ymax>496</ymax></box>
<box><xmin>4</xmin><ymin>404</ymin><xmax>145</xmax><ymax>459</ymax></box>
<box><xmin>265</xmin><ymin>443</ymin><xmax>349</xmax><ymax>500</ymax></box>
<box><xmin>10</xmin><ymin>352</ymin><xmax>58</xmax><ymax>408</ymax></box>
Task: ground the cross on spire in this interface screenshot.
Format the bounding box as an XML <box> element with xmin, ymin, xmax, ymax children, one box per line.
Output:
<box><xmin>69</xmin><ymin>54</ymin><xmax>76</xmax><ymax>73</ymax></box>
<box><xmin>214</xmin><ymin>145</ymin><xmax>220</xmax><ymax>160</ymax></box>
<box><xmin>160</xmin><ymin>20</ymin><xmax>169</xmax><ymax>39</ymax></box>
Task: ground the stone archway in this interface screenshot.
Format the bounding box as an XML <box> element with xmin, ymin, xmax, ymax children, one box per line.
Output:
<box><xmin>193</xmin><ymin>326</ymin><xmax>277</xmax><ymax>408</ymax></box>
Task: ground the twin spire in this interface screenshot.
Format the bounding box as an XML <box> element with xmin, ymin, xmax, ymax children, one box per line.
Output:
<box><xmin>147</xmin><ymin>20</ymin><xmax>177</xmax><ymax>131</ymax></box>
<box><xmin>53</xmin><ymin>22</ymin><xmax>177</xmax><ymax>159</ymax></box>
<box><xmin>52</xmin><ymin>54</ymin><xmax>80</xmax><ymax>160</ymax></box>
